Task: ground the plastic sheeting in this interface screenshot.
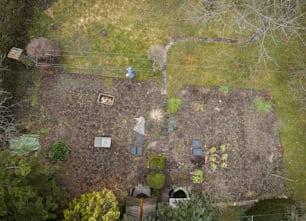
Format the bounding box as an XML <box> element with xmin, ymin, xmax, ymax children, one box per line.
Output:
<box><xmin>9</xmin><ymin>134</ymin><xmax>40</xmax><ymax>156</ymax></box>
<box><xmin>133</xmin><ymin>117</ymin><xmax>145</xmax><ymax>135</ymax></box>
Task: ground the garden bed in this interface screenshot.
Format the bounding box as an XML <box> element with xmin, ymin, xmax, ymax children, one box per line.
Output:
<box><xmin>37</xmin><ymin>71</ymin><xmax>285</xmax><ymax>202</ymax></box>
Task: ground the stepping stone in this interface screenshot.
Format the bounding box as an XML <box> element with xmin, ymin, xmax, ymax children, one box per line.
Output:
<box><xmin>131</xmin><ymin>146</ymin><xmax>143</xmax><ymax>156</ymax></box>
<box><xmin>131</xmin><ymin>146</ymin><xmax>137</xmax><ymax>155</ymax></box>
<box><xmin>192</xmin><ymin>148</ymin><xmax>203</xmax><ymax>156</ymax></box>
<box><xmin>136</xmin><ymin>133</ymin><xmax>144</xmax><ymax>144</ymax></box>
<box><xmin>192</xmin><ymin>139</ymin><xmax>202</xmax><ymax>147</ymax></box>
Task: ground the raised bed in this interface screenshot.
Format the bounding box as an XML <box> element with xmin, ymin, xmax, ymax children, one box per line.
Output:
<box><xmin>97</xmin><ymin>93</ymin><xmax>115</xmax><ymax>105</ymax></box>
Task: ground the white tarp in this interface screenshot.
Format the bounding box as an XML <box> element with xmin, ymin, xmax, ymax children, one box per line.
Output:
<box><xmin>133</xmin><ymin>117</ymin><xmax>145</xmax><ymax>135</ymax></box>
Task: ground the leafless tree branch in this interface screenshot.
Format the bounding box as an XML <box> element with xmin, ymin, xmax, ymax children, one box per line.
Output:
<box><xmin>0</xmin><ymin>55</ymin><xmax>18</xmax><ymax>148</ymax></box>
<box><xmin>160</xmin><ymin>0</ymin><xmax>304</xmax><ymax>94</ymax></box>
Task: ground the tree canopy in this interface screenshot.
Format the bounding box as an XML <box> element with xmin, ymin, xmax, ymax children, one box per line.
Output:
<box><xmin>63</xmin><ymin>188</ymin><xmax>120</xmax><ymax>221</ymax></box>
<box><xmin>0</xmin><ymin>0</ymin><xmax>35</xmax><ymax>53</ymax></box>
<box><xmin>0</xmin><ymin>150</ymin><xmax>67</xmax><ymax>221</ymax></box>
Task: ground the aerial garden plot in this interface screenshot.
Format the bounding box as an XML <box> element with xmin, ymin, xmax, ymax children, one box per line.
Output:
<box><xmin>38</xmin><ymin>72</ymin><xmax>286</xmax><ymax>203</ymax></box>
<box><xmin>3</xmin><ymin>0</ymin><xmax>305</xmax><ymax>220</ymax></box>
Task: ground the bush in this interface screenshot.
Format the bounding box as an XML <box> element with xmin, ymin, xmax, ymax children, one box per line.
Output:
<box><xmin>157</xmin><ymin>193</ymin><xmax>217</xmax><ymax>221</ymax></box>
<box><xmin>167</xmin><ymin>97</ymin><xmax>182</xmax><ymax>114</ymax></box>
<box><xmin>48</xmin><ymin>141</ymin><xmax>68</xmax><ymax>161</ymax></box>
<box><xmin>146</xmin><ymin>172</ymin><xmax>166</xmax><ymax>190</ymax></box>
<box><xmin>148</xmin><ymin>155</ymin><xmax>165</xmax><ymax>170</ymax></box>
<box><xmin>0</xmin><ymin>150</ymin><xmax>67</xmax><ymax>221</ymax></box>
<box><xmin>64</xmin><ymin>189</ymin><xmax>120</xmax><ymax>221</ymax></box>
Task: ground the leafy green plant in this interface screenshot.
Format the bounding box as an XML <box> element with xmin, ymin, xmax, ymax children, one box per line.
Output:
<box><xmin>167</xmin><ymin>97</ymin><xmax>182</xmax><ymax>114</ymax></box>
<box><xmin>221</xmin><ymin>153</ymin><xmax>228</xmax><ymax>160</ymax></box>
<box><xmin>37</xmin><ymin>128</ymin><xmax>50</xmax><ymax>136</ymax></box>
<box><xmin>209</xmin><ymin>156</ymin><xmax>217</xmax><ymax>162</ymax></box>
<box><xmin>146</xmin><ymin>172</ymin><xmax>166</xmax><ymax>189</ymax></box>
<box><xmin>255</xmin><ymin>97</ymin><xmax>272</xmax><ymax>114</ymax></box>
<box><xmin>192</xmin><ymin>169</ymin><xmax>203</xmax><ymax>184</ymax></box>
<box><xmin>48</xmin><ymin>141</ymin><xmax>69</xmax><ymax>161</ymax></box>
<box><xmin>148</xmin><ymin>155</ymin><xmax>165</xmax><ymax>170</ymax></box>
<box><xmin>220</xmin><ymin>162</ymin><xmax>228</xmax><ymax>168</ymax></box>
<box><xmin>220</xmin><ymin>144</ymin><xmax>227</xmax><ymax>153</ymax></box>
<box><xmin>219</xmin><ymin>85</ymin><xmax>229</xmax><ymax>95</ymax></box>
<box><xmin>246</xmin><ymin>190</ymin><xmax>255</xmax><ymax>197</ymax></box>
<box><xmin>209</xmin><ymin>147</ymin><xmax>217</xmax><ymax>154</ymax></box>
<box><xmin>183</xmin><ymin>162</ymin><xmax>189</xmax><ymax>169</ymax></box>
<box><xmin>210</xmin><ymin>163</ymin><xmax>218</xmax><ymax>171</ymax></box>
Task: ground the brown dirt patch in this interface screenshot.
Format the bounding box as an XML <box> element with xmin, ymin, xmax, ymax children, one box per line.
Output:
<box><xmin>37</xmin><ymin>72</ymin><xmax>285</xmax><ymax>203</ymax></box>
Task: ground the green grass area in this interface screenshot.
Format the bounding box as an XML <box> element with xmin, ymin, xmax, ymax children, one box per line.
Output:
<box><xmin>29</xmin><ymin>0</ymin><xmax>305</xmax><ymax>202</ymax></box>
<box><xmin>167</xmin><ymin>38</ymin><xmax>305</xmax><ymax>201</ymax></box>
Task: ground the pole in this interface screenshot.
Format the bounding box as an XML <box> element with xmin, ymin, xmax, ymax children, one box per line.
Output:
<box><xmin>139</xmin><ymin>198</ymin><xmax>143</xmax><ymax>221</ymax></box>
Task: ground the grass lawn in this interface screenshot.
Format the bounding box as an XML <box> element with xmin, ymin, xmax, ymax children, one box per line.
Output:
<box><xmin>29</xmin><ymin>0</ymin><xmax>305</xmax><ymax>203</ymax></box>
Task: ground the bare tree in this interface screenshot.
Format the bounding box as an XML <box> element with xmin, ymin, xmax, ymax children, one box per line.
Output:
<box><xmin>0</xmin><ymin>54</ymin><xmax>9</xmax><ymax>72</ymax></box>
<box><xmin>148</xmin><ymin>45</ymin><xmax>165</xmax><ymax>72</ymax></box>
<box><xmin>0</xmin><ymin>54</ymin><xmax>17</xmax><ymax>148</ymax></box>
<box><xmin>0</xmin><ymin>88</ymin><xmax>18</xmax><ymax>148</ymax></box>
<box><xmin>26</xmin><ymin>37</ymin><xmax>62</xmax><ymax>61</ymax></box>
<box><xmin>182</xmin><ymin>0</ymin><xmax>305</xmax><ymax>67</ymax></box>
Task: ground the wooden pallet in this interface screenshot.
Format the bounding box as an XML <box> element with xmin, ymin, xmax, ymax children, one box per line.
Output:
<box><xmin>7</xmin><ymin>47</ymin><xmax>23</xmax><ymax>60</ymax></box>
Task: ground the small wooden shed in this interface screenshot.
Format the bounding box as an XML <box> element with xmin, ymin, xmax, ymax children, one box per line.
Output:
<box><xmin>125</xmin><ymin>197</ymin><xmax>156</xmax><ymax>221</ymax></box>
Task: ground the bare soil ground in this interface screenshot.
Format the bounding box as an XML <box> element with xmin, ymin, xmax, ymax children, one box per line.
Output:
<box><xmin>37</xmin><ymin>71</ymin><xmax>285</xmax><ymax>203</ymax></box>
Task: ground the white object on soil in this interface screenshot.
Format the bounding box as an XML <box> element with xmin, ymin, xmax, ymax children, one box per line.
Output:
<box><xmin>134</xmin><ymin>117</ymin><xmax>145</xmax><ymax>135</ymax></box>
